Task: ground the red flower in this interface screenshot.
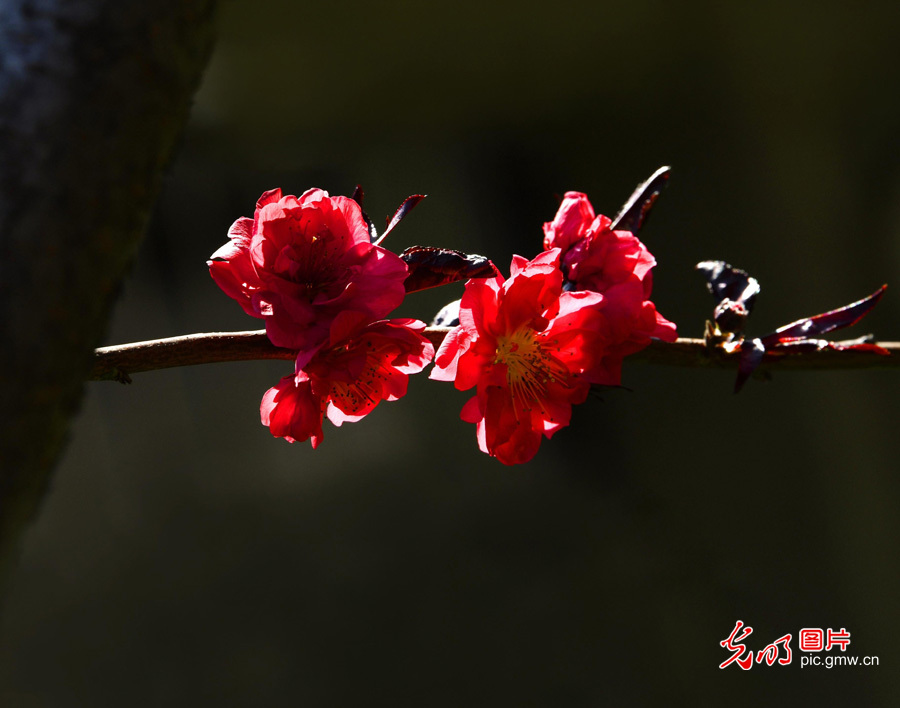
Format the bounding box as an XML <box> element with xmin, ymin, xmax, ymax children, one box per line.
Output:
<box><xmin>260</xmin><ymin>312</ymin><xmax>434</xmax><ymax>447</ymax></box>
<box><xmin>209</xmin><ymin>188</ymin><xmax>408</xmax><ymax>354</ymax></box>
<box><xmin>543</xmin><ymin>191</ymin><xmax>677</xmax><ymax>371</ymax></box>
<box><xmin>431</xmin><ymin>250</ymin><xmax>614</xmax><ymax>465</ymax></box>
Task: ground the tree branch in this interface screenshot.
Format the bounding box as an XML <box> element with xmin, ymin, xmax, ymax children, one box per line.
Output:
<box><xmin>89</xmin><ymin>329</ymin><xmax>899</xmax><ymax>382</ymax></box>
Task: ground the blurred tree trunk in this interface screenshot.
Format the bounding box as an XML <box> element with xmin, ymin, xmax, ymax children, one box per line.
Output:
<box><xmin>0</xmin><ymin>0</ymin><xmax>217</xmax><ymax>588</ymax></box>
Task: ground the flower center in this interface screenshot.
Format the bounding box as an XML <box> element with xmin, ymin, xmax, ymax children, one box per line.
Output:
<box><xmin>277</xmin><ymin>223</ymin><xmax>348</xmax><ymax>295</ymax></box>
<box><xmin>494</xmin><ymin>327</ymin><xmax>567</xmax><ymax>404</ymax></box>
<box><xmin>324</xmin><ymin>338</ymin><xmax>395</xmax><ymax>414</ymax></box>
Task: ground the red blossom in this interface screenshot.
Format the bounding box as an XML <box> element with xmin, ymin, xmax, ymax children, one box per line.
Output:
<box><xmin>431</xmin><ymin>250</ymin><xmax>618</xmax><ymax>465</ymax></box>
<box><xmin>260</xmin><ymin>312</ymin><xmax>434</xmax><ymax>447</ymax></box>
<box><xmin>543</xmin><ymin>191</ymin><xmax>677</xmax><ymax>365</ymax></box>
<box><xmin>209</xmin><ymin>188</ymin><xmax>408</xmax><ymax>354</ymax></box>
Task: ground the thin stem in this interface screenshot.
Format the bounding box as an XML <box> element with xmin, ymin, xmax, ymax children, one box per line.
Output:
<box><xmin>89</xmin><ymin>329</ymin><xmax>900</xmax><ymax>383</ymax></box>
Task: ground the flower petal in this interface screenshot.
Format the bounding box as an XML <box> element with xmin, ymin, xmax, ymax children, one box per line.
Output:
<box><xmin>260</xmin><ymin>376</ymin><xmax>325</xmax><ymax>448</ymax></box>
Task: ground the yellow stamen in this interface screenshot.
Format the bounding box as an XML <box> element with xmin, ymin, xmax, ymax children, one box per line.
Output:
<box><xmin>494</xmin><ymin>327</ymin><xmax>569</xmax><ymax>411</ymax></box>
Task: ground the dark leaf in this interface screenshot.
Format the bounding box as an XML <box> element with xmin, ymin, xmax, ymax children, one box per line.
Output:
<box><xmin>374</xmin><ymin>194</ymin><xmax>426</xmax><ymax>246</ymax></box>
<box><xmin>431</xmin><ymin>299</ymin><xmax>461</xmax><ymax>327</ymax></box>
<box><xmin>825</xmin><ymin>335</ymin><xmax>890</xmax><ymax>355</ymax></box>
<box><xmin>766</xmin><ymin>338</ymin><xmax>890</xmax><ymax>356</ymax></box>
<box><xmin>735</xmin><ymin>338</ymin><xmax>765</xmax><ymax>393</ymax></box>
<box><xmin>760</xmin><ymin>285</ymin><xmax>887</xmax><ymax>348</ymax></box>
<box><xmin>832</xmin><ymin>341</ymin><xmax>891</xmax><ymax>355</ymax></box>
<box><xmin>609</xmin><ymin>165</ymin><xmax>671</xmax><ymax>233</ymax></box>
<box><xmin>696</xmin><ymin>260</ymin><xmax>760</xmax><ymax>313</ymax></box>
<box><xmin>350</xmin><ymin>184</ymin><xmax>378</xmax><ymax>242</ymax></box>
<box><xmin>401</xmin><ymin>246</ymin><xmax>499</xmax><ymax>293</ymax></box>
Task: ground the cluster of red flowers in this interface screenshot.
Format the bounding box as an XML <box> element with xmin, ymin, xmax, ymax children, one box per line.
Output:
<box><xmin>431</xmin><ymin>191</ymin><xmax>676</xmax><ymax>464</ymax></box>
<box><xmin>209</xmin><ymin>188</ymin><xmax>434</xmax><ymax>448</ymax></box>
<box><xmin>210</xmin><ymin>188</ymin><xmax>676</xmax><ymax>464</ymax></box>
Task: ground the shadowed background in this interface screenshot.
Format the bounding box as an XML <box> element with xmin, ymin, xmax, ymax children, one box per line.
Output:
<box><xmin>2</xmin><ymin>1</ymin><xmax>899</xmax><ymax>705</ymax></box>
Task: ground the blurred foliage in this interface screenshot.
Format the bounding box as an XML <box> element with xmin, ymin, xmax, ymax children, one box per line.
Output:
<box><xmin>1</xmin><ymin>1</ymin><xmax>899</xmax><ymax>705</ymax></box>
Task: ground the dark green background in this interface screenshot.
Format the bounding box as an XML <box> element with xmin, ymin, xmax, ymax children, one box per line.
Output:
<box><xmin>2</xmin><ymin>1</ymin><xmax>899</xmax><ymax>705</ymax></box>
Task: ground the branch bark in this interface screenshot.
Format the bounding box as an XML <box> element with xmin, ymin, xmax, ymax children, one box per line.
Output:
<box><xmin>0</xmin><ymin>0</ymin><xmax>217</xmax><ymax>587</ymax></box>
<box><xmin>89</xmin><ymin>329</ymin><xmax>900</xmax><ymax>383</ymax></box>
